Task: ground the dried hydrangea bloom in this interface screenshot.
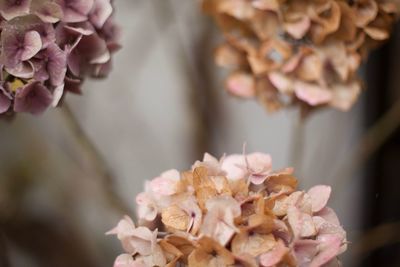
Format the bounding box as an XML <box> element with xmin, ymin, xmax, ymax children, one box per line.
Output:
<box><xmin>203</xmin><ymin>0</ymin><xmax>400</xmax><ymax>114</ymax></box>
<box><xmin>0</xmin><ymin>0</ymin><xmax>120</xmax><ymax>115</ymax></box>
<box><xmin>108</xmin><ymin>152</ymin><xmax>347</xmax><ymax>267</ymax></box>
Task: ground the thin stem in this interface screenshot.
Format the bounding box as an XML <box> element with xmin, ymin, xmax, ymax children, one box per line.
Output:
<box><xmin>61</xmin><ymin>104</ymin><xmax>134</xmax><ymax>216</ymax></box>
<box><xmin>332</xmin><ymin>97</ymin><xmax>400</xmax><ymax>189</ymax></box>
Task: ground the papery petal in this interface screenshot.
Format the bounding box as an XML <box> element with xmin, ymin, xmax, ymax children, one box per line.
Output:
<box><xmin>221</xmin><ymin>154</ymin><xmax>247</xmax><ymax>180</ymax></box>
<box><xmin>226</xmin><ymin>72</ymin><xmax>256</xmax><ymax>98</ymax></box>
<box><xmin>5</xmin><ymin>61</ymin><xmax>35</xmax><ymax>79</ymax></box>
<box><xmin>294</xmin><ymin>81</ymin><xmax>332</xmax><ymax>106</ymax></box>
<box><xmin>89</xmin><ymin>0</ymin><xmax>113</xmax><ymax>28</ymax></box>
<box><xmin>0</xmin><ymin>87</ymin><xmax>12</xmax><ymax>114</ymax></box>
<box><xmin>308</xmin><ymin>185</ymin><xmax>331</xmax><ymax>213</ymax></box>
<box><xmin>150</xmin><ymin>169</ymin><xmax>180</xmax><ymax>196</ymax></box>
<box><xmin>34</xmin><ymin>1</ymin><xmax>64</xmax><ymax>23</ymax></box>
<box><xmin>20</xmin><ymin>31</ymin><xmax>42</xmax><ymax>61</ymax></box>
<box><xmin>57</xmin><ymin>0</ymin><xmax>94</xmax><ymax>23</ymax></box>
<box><xmin>14</xmin><ymin>81</ymin><xmax>53</xmax><ymax>115</ymax></box>
<box><xmin>247</xmin><ymin>152</ymin><xmax>272</xmax><ymax>174</ymax></box>
<box><xmin>113</xmin><ymin>254</ymin><xmax>145</xmax><ymax>267</ymax></box>
<box><xmin>259</xmin><ymin>239</ymin><xmax>288</xmax><ymax>267</ymax></box>
<box><xmin>46</xmin><ymin>43</ymin><xmax>67</xmax><ymax>86</ymax></box>
<box><xmin>287</xmin><ymin>206</ymin><xmax>317</xmax><ymax>238</ymax></box>
<box><xmin>0</xmin><ymin>0</ymin><xmax>31</xmax><ymax>20</ymax></box>
<box><xmin>309</xmin><ymin>234</ymin><xmax>342</xmax><ymax>267</ymax></box>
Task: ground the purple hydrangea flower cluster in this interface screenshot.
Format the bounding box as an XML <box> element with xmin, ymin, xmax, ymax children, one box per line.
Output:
<box><xmin>0</xmin><ymin>0</ymin><xmax>120</xmax><ymax>115</ymax></box>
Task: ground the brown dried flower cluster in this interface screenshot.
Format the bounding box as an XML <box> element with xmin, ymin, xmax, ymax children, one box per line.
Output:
<box><xmin>203</xmin><ymin>0</ymin><xmax>400</xmax><ymax>113</ymax></box>
<box><xmin>108</xmin><ymin>153</ymin><xmax>347</xmax><ymax>267</ymax></box>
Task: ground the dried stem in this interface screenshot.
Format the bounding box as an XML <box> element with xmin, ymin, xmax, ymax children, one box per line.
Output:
<box><xmin>332</xmin><ymin>97</ymin><xmax>400</xmax><ymax>188</ymax></box>
<box><xmin>351</xmin><ymin>221</ymin><xmax>400</xmax><ymax>259</ymax></box>
<box><xmin>61</xmin><ymin>104</ymin><xmax>133</xmax><ymax>216</ymax></box>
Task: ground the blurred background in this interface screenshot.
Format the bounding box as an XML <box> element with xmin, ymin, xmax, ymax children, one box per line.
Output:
<box><xmin>0</xmin><ymin>1</ymin><xmax>399</xmax><ymax>266</ymax></box>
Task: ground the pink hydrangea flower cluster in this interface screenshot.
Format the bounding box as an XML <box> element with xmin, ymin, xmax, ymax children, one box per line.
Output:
<box><xmin>108</xmin><ymin>152</ymin><xmax>347</xmax><ymax>267</ymax></box>
<box><xmin>0</xmin><ymin>0</ymin><xmax>120</xmax><ymax>115</ymax></box>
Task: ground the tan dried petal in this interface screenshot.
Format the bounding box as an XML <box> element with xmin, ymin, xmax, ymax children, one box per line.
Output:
<box><xmin>330</xmin><ymin>81</ymin><xmax>362</xmax><ymax>111</ymax></box>
<box><xmin>159</xmin><ymin>240</ymin><xmax>183</xmax><ymax>267</ymax></box>
<box><xmin>296</xmin><ymin>53</ymin><xmax>323</xmax><ymax>82</ymax></box>
<box><xmin>188</xmin><ymin>237</ymin><xmax>235</xmax><ymax>267</ymax></box>
<box><xmin>309</xmin><ymin>1</ymin><xmax>341</xmax><ymax>44</ymax></box>
<box><xmin>162</xmin><ymin>205</ymin><xmax>190</xmax><ymax>231</ymax></box>
<box><xmin>215</xmin><ymin>44</ymin><xmax>247</xmax><ymax>68</ymax></box>
<box><xmin>231</xmin><ymin>231</ymin><xmax>276</xmax><ymax>257</ymax></box>
<box><xmin>353</xmin><ymin>0</ymin><xmax>379</xmax><ymax>27</ymax></box>
<box><xmin>166</xmin><ymin>235</ymin><xmax>195</xmax><ymax>264</ymax></box>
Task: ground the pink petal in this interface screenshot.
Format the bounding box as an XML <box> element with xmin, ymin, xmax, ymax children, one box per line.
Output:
<box><xmin>226</xmin><ymin>72</ymin><xmax>256</xmax><ymax>98</ymax></box>
<box><xmin>260</xmin><ymin>239</ymin><xmax>288</xmax><ymax>267</ymax></box>
<box><xmin>269</xmin><ymin>71</ymin><xmax>293</xmax><ymax>93</ymax></box>
<box><xmin>113</xmin><ymin>254</ymin><xmax>145</xmax><ymax>267</ymax></box>
<box><xmin>294</xmin><ymin>81</ymin><xmax>332</xmax><ymax>106</ymax></box>
<box><xmin>247</xmin><ymin>152</ymin><xmax>272</xmax><ymax>174</ymax></box>
<box><xmin>309</xmin><ymin>235</ymin><xmax>342</xmax><ymax>267</ymax></box>
<box><xmin>150</xmin><ymin>169</ymin><xmax>180</xmax><ymax>196</ymax></box>
<box><xmin>89</xmin><ymin>0</ymin><xmax>113</xmax><ymax>28</ymax></box>
<box><xmin>287</xmin><ymin>206</ymin><xmax>317</xmax><ymax>238</ymax></box>
<box><xmin>284</xmin><ymin>16</ymin><xmax>311</xmax><ymax>39</ymax></box>
<box><xmin>221</xmin><ymin>154</ymin><xmax>247</xmax><ymax>180</ymax></box>
<box><xmin>308</xmin><ymin>185</ymin><xmax>332</xmax><ymax>213</ymax></box>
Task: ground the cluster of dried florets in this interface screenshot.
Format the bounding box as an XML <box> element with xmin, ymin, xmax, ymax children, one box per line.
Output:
<box><xmin>0</xmin><ymin>0</ymin><xmax>120</xmax><ymax>115</ymax></box>
<box><xmin>203</xmin><ymin>0</ymin><xmax>399</xmax><ymax>113</ymax></box>
<box><xmin>108</xmin><ymin>153</ymin><xmax>347</xmax><ymax>267</ymax></box>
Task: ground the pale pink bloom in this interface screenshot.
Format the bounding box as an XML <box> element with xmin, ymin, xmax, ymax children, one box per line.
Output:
<box><xmin>201</xmin><ymin>196</ymin><xmax>241</xmax><ymax>246</ymax></box>
<box><xmin>106</xmin><ymin>216</ymin><xmax>157</xmax><ymax>256</ymax></box>
<box><xmin>135</xmin><ymin>192</ymin><xmax>158</xmax><ymax>222</ymax></box>
<box><xmin>221</xmin><ymin>154</ymin><xmax>247</xmax><ymax>180</ymax></box>
<box><xmin>150</xmin><ymin>169</ymin><xmax>180</xmax><ymax>196</ymax></box>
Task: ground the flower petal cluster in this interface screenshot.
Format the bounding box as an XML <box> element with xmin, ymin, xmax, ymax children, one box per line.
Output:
<box><xmin>0</xmin><ymin>0</ymin><xmax>120</xmax><ymax>115</ymax></box>
<box><xmin>203</xmin><ymin>0</ymin><xmax>399</xmax><ymax>113</ymax></box>
<box><xmin>108</xmin><ymin>152</ymin><xmax>347</xmax><ymax>267</ymax></box>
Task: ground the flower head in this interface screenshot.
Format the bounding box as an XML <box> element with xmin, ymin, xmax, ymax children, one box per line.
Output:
<box><xmin>204</xmin><ymin>0</ymin><xmax>399</xmax><ymax>114</ymax></box>
<box><xmin>109</xmin><ymin>151</ymin><xmax>347</xmax><ymax>266</ymax></box>
<box><xmin>0</xmin><ymin>0</ymin><xmax>120</xmax><ymax>115</ymax></box>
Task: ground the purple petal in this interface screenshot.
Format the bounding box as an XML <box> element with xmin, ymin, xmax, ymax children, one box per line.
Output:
<box><xmin>32</xmin><ymin>22</ymin><xmax>56</xmax><ymax>49</ymax></box>
<box><xmin>0</xmin><ymin>0</ymin><xmax>31</xmax><ymax>20</ymax></box>
<box><xmin>46</xmin><ymin>43</ymin><xmax>67</xmax><ymax>86</ymax></box>
<box><xmin>57</xmin><ymin>0</ymin><xmax>94</xmax><ymax>23</ymax></box>
<box><xmin>32</xmin><ymin>58</ymin><xmax>50</xmax><ymax>82</ymax></box>
<box><xmin>21</xmin><ymin>31</ymin><xmax>42</xmax><ymax>61</ymax></box>
<box><xmin>64</xmin><ymin>22</ymin><xmax>95</xmax><ymax>36</ymax></box>
<box><xmin>14</xmin><ymin>81</ymin><xmax>53</xmax><ymax>114</ymax></box>
<box><xmin>64</xmin><ymin>76</ymin><xmax>82</xmax><ymax>94</ymax></box>
<box><xmin>0</xmin><ymin>87</ymin><xmax>12</xmax><ymax>114</ymax></box>
<box><xmin>52</xmin><ymin>83</ymin><xmax>64</xmax><ymax>107</ymax></box>
<box><xmin>5</xmin><ymin>61</ymin><xmax>35</xmax><ymax>79</ymax></box>
<box><xmin>33</xmin><ymin>1</ymin><xmax>64</xmax><ymax>23</ymax></box>
<box><xmin>89</xmin><ymin>0</ymin><xmax>112</xmax><ymax>28</ymax></box>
